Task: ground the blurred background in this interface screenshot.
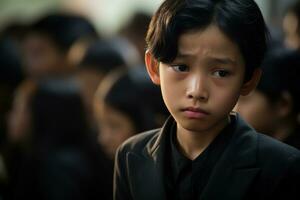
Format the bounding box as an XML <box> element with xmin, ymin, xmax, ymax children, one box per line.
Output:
<box><xmin>0</xmin><ymin>0</ymin><xmax>300</xmax><ymax>199</ymax></box>
<box><xmin>0</xmin><ymin>0</ymin><xmax>297</xmax><ymax>35</ymax></box>
<box><xmin>0</xmin><ymin>0</ymin><xmax>163</xmax><ymax>36</ymax></box>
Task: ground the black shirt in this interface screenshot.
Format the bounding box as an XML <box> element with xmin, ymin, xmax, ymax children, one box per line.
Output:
<box><xmin>166</xmin><ymin>117</ymin><xmax>235</xmax><ymax>200</ymax></box>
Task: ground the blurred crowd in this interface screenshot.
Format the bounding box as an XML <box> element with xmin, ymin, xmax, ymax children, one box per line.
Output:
<box><xmin>0</xmin><ymin>0</ymin><xmax>299</xmax><ymax>199</ymax></box>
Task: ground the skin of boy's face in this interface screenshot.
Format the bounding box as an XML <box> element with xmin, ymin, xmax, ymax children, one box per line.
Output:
<box><xmin>146</xmin><ymin>25</ymin><xmax>261</xmax><ymax>134</ymax></box>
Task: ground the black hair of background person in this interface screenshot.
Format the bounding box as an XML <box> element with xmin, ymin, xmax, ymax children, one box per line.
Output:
<box><xmin>119</xmin><ymin>12</ymin><xmax>152</xmax><ymax>40</ymax></box>
<box><xmin>31</xmin><ymin>83</ymin><xmax>88</xmax><ymax>147</ymax></box>
<box><xmin>257</xmin><ymin>48</ymin><xmax>300</xmax><ymax>148</ymax></box>
<box><xmin>0</xmin><ymin>37</ymin><xmax>24</xmax><ymax>145</ymax></box>
<box><xmin>104</xmin><ymin>68</ymin><xmax>165</xmax><ymax>133</ymax></box>
<box><xmin>127</xmin><ymin>67</ymin><xmax>169</xmax><ymax>126</ymax></box>
<box><xmin>13</xmin><ymin>80</ymin><xmax>113</xmax><ymax>200</ymax></box>
<box><xmin>0</xmin><ymin>33</ymin><xmax>24</xmax><ymax>200</ymax></box>
<box><xmin>29</xmin><ymin>13</ymin><xmax>99</xmax><ymax>53</ymax></box>
<box><xmin>119</xmin><ymin>12</ymin><xmax>152</xmax><ymax>62</ymax></box>
<box><xmin>78</xmin><ymin>39</ymin><xmax>126</xmax><ymax>73</ymax></box>
<box><xmin>146</xmin><ymin>0</ymin><xmax>269</xmax><ymax>81</ymax></box>
<box><xmin>258</xmin><ymin>48</ymin><xmax>300</xmax><ymax>111</ymax></box>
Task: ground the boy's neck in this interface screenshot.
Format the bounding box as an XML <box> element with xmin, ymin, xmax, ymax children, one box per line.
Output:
<box><xmin>176</xmin><ymin>116</ymin><xmax>230</xmax><ymax>160</ymax></box>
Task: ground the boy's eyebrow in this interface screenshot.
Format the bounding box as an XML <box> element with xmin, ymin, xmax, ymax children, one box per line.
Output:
<box><xmin>176</xmin><ymin>52</ymin><xmax>237</xmax><ymax>65</ymax></box>
<box><xmin>210</xmin><ymin>57</ymin><xmax>237</xmax><ymax>65</ymax></box>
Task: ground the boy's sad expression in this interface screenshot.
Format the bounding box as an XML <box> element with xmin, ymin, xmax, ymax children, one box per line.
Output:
<box><xmin>146</xmin><ymin>25</ymin><xmax>261</xmax><ymax>135</ymax></box>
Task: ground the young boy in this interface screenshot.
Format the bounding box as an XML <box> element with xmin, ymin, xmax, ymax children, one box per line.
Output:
<box><xmin>114</xmin><ymin>0</ymin><xmax>300</xmax><ymax>199</ymax></box>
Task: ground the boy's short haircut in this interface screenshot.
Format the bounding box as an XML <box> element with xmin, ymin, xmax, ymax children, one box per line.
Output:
<box><xmin>146</xmin><ymin>0</ymin><xmax>269</xmax><ymax>81</ymax></box>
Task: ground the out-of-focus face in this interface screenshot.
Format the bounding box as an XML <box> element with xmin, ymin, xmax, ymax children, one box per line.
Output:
<box><xmin>235</xmin><ymin>90</ymin><xmax>278</xmax><ymax>134</ymax></box>
<box><xmin>7</xmin><ymin>81</ymin><xmax>35</xmax><ymax>143</ymax></box>
<box><xmin>283</xmin><ymin>12</ymin><xmax>300</xmax><ymax>50</ymax></box>
<box><xmin>22</xmin><ymin>33</ymin><xmax>66</xmax><ymax>78</ymax></box>
<box><xmin>94</xmin><ymin>101</ymin><xmax>136</xmax><ymax>159</ymax></box>
<box><xmin>147</xmin><ymin>25</ymin><xmax>256</xmax><ymax>135</ymax></box>
<box><xmin>77</xmin><ymin>68</ymin><xmax>104</xmax><ymax>126</ymax></box>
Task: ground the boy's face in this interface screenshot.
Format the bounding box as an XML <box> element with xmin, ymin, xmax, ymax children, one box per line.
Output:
<box><xmin>146</xmin><ymin>25</ymin><xmax>260</xmax><ymax>134</ymax></box>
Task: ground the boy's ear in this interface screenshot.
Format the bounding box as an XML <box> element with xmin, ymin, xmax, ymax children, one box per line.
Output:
<box><xmin>145</xmin><ymin>51</ymin><xmax>160</xmax><ymax>85</ymax></box>
<box><xmin>240</xmin><ymin>68</ymin><xmax>262</xmax><ymax>96</ymax></box>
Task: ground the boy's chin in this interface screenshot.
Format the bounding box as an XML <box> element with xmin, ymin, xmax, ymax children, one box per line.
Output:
<box><xmin>177</xmin><ymin>120</ymin><xmax>213</xmax><ymax>134</ymax></box>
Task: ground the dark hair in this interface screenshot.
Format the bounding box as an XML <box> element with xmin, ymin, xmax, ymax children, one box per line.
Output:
<box><xmin>79</xmin><ymin>39</ymin><xmax>126</xmax><ymax>73</ymax></box>
<box><xmin>146</xmin><ymin>0</ymin><xmax>269</xmax><ymax>81</ymax></box>
<box><xmin>101</xmin><ymin>68</ymin><xmax>163</xmax><ymax>133</ymax></box>
<box><xmin>120</xmin><ymin>12</ymin><xmax>151</xmax><ymax>38</ymax></box>
<box><xmin>30</xmin><ymin>13</ymin><xmax>98</xmax><ymax>53</ymax></box>
<box><xmin>31</xmin><ymin>79</ymin><xmax>88</xmax><ymax>147</ymax></box>
<box><xmin>0</xmin><ymin>37</ymin><xmax>24</xmax><ymax>86</ymax></box>
<box><xmin>257</xmin><ymin>48</ymin><xmax>300</xmax><ymax>114</ymax></box>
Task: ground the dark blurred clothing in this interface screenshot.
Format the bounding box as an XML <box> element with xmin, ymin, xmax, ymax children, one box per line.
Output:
<box><xmin>285</xmin><ymin>125</ymin><xmax>300</xmax><ymax>150</ymax></box>
<box><xmin>13</xmin><ymin>139</ymin><xmax>113</xmax><ymax>200</ymax></box>
<box><xmin>9</xmin><ymin>80</ymin><xmax>113</xmax><ymax>200</ymax></box>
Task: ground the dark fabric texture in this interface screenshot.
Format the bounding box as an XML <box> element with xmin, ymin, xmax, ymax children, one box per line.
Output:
<box><xmin>114</xmin><ymin>113</ymin><xmax>300</xmax><ymax>200</ymax></box>
<box><xmin>166</xmin><ymin>118</ymin><xmax>234</xmax><ymax>200</ymax></box>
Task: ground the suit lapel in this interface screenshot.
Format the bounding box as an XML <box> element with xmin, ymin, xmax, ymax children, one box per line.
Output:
<box><xmin>127</xmin><ymin>151</ymin><xmax>167</xmax><ymax>200</ymax></box>
<box><xmin>200</xmin><ymin>114</ymin><xmax>261</xmax><ymax>200</ymax></box>
<box><xmin>126</xmin><ymin>117</ymin><xmax>174</xmax><ymax>200</ymax></box>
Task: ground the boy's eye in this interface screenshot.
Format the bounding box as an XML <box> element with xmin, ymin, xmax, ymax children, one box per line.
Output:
<box><xmin>213</xmin><ymin>69</ymin><xmax>230</xmax><ymax>77</ymax></box>
<box><xmin>171</xmin><ymin>64</ymin><xmax>189</xmax><ymax>72</ymax></box>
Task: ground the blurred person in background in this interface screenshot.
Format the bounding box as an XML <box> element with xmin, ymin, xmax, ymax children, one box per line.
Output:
<box><xmin>118</xmin><ymin>12</ymin><xmax>152</xmax><ymax>68</ymax></box>
<box><xmin>76</xmin><ymin>39</ymin><xmax>127</xmax><ymax>132</ymax></box>
<box><xmin>94</xmin><ymin>68</ymin><xmax>168</xmax><ymax>160</ymax></box>
<box><xmin>22</xmin><ymin>12</ymin><xmax>99</xmax><ymax>80</ymax></box>
<box><xmin>235</xmin><ymin>48</ymin><xmax>300</xmax><ymax>149</ymax></box>
<box><xmin>0</xmin><ymin>32</ymin><xmax>24</xmax><ymax>198</ymax></box>
<box><xmin>7</xmin><ymin>79</ymin><xmax>112</xmax><ymax>200</ymax></box>
<box><xmin>283</xmin><ymin>0</ymin><xmax>300</xmax><ymax>50</ymax></box>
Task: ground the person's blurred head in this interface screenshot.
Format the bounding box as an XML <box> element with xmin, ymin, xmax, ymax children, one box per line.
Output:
<box><xmin>94</xmin><ymin>68</ymin><xmax>162</xmax><ymax>159</ymax></box>
<box><xmin>7</xmin><ymin>78</ymin><xmax>88</xmax><ymax>149</ymax></box>
<box><xmin>30</xmin><ymin>80</ymin><xmax>88</xmax><ymax>147</ymax></box>
<box><xmin>22</xmin><ymin>13</ymin><xmax>98</xmax><ymax>79</ymax></box>
<box><xmin>119</xmin><ymin>12</ymin><xmax>152</xmax><ymax>63</ymax></box>
<box><xmin>0</xmin><ymin>36</ymin><xmax>24</xmax><ymax>144</ymax></box>
<box><xmin>77</xmin><ymin>39</ymin><xmax>126</xmax><ymax>128</ymax></box>
<box><xmin>283</xmin><ymin>1</ymin><xmax>300</xmax><ymax>50</ymax></box>
<box><xmin>235</xmin><ymin>48</ymin><xmax>300</xmax><ymax>141</ymax></box>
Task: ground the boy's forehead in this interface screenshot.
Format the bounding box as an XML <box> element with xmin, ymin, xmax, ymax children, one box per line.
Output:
<box><xmin>176</xmin><ymin>25</ymin><xmax>243</xmax><ymax>64</ymax></box>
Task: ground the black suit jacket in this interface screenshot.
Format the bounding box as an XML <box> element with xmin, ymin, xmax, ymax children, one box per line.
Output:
<box><xmin>114</xmin><ymin>114</ymin><xmax>300</xmax><ymax>200</ymax></box>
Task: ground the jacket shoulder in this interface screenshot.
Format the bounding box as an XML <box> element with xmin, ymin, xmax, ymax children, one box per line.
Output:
<box><xmin>257</xmin><ymin>133</ymin><xmax>300</xmax><ymax>161</ymax></box>
<box><xmin>117</xmin><ymin>129</ymin><xmax>160</xmax><ymax>154</ymax></box>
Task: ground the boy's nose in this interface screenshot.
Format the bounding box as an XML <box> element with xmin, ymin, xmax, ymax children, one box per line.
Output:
<box><xmin>186</xmin><ymin>75</ymin><xmax>208</xmax><ymax>101</ymax></box>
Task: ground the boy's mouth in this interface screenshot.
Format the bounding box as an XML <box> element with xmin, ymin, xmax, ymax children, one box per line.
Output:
<box><xmin>181</xmin><ymin>107</ymin><xmax>210</xmax><ymax>119</ymax></box>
